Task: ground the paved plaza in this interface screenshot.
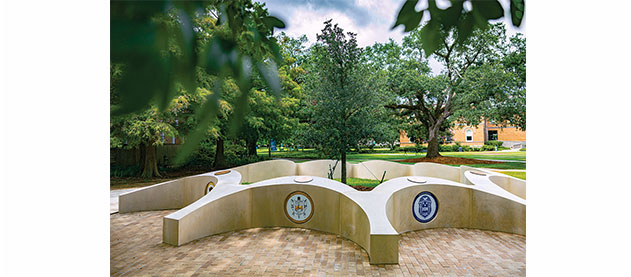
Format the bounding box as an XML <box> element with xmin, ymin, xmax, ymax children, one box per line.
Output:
<box><xmin>111</xmin><ymin>210</ymin><xmax>525</xmax><ymax>276</ymax></box>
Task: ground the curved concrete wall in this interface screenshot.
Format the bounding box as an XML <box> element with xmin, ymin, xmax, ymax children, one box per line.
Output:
<box><xmin>119</xmin><ymin>175</ymin><xmax>216</xmax><ymax>213</ymax></box>
<box><xmin>411</xmin><ymin>162</ymin><xmax>461</xmax><ymax>182</ymax></box>
<box><xmin>162</xmin><ymin>177</ymin><xmax>390</xmax><ymax>263</ymax></box>
<box><xmin>296</xmin><ymin>159</ymin><xmax>351</xmax><ymax>179</ymax></box>
<box><xmin>231</xmin><ymin>159</ymin><xmax>297</xmax><ymax>183</ymax></box>
<box><xmin>119</xmin><ymin>159</ymin><xmax>525</xmax><ymax>265</ymax></box>
<box><xmin>489</xmin><ymin>175</ymin><xmax>526</xmax><ymax>200</ymax></box>
<box><xmin>352</xmin><ymin>160</ymin><xmax>411</xmax><ymax>180</ymax></box>
<box><xmin>384</xmin><ymin>183</ymin><xmax>525</xmax><ymax>235</ymax></box>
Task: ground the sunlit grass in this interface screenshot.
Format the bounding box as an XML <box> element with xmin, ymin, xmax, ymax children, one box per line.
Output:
<box><xmin>333</xmin><ymin>177</ymin><xmax>382</xmax><ymax>187</ymax></box>
<box><xmin>496</xmin><ymin>171</ymin><xmax>526</xmax><ymax>180</ymax></box>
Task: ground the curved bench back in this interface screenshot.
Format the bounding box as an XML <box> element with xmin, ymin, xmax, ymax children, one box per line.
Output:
<box><xmin>164</xmin><ymin>181</ymin><xmax>372</xmax><ymax>261</ymax></box>
<box><xmin>352</xmin><ymin>160</ymin><xmax>411</xmax><ymax>180</ymax></box>
<box><xmin>489</xmin><ymin>175</ymin><xmax>526</xmax><ymax>200</ymax></box>
<box><xmin>119</xmin><ymin>175</ymin><xmax>215</xmax><ymax>213</ymax></box>
<box><xmin>232</xmin><ymin>159</ymin><xmax>296</xmax><ymax>183</ymax></box>
<box><xmin>386</xmin><ymin>184</ymin><xmax>525</xmax><ymax>235</ymax></box>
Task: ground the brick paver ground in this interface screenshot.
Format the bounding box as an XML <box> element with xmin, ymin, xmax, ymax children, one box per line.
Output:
<box><xmin>111</xmin><ymin>210</ymin><xmax>525</xmax><ymax>276</ymax></box>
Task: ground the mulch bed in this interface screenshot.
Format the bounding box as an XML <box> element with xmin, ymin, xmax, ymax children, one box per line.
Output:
<box><xmin>351</xmin><ymin>185</ymin><xmax>374</xmax><ymax>191</ymax></box>
<box><xmin>395</xmin><ymin>156</ymin><xmax>504</xmax><ymax>165</ymax></box>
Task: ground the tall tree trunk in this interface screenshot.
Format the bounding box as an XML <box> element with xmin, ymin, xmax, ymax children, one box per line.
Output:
<box><xmin>341</xmin><ymin>151</ymin><xmax>347</xmax><ymax>184</ymax></box>
<box><xmin>268</xmin><ymin>138</ymin><xmax>272</xmax><ymax>158</ymax></box>
<box><xmin>246</xmin><ymin>137</ymin><xmax>257</xmax><ymax>156</ymax></box>
<box><xmin>141</xmin><ymin>143</ymin><xmax>161</xmax><ymax>178</ymax></box>
<box><xmin>214</xmin><ymin>137</ymin><xmax>226</xmax><ymax>169</ymax></box>
<box><xmin>426</xmin><ymin>127</ymin><xmax>442</xmax><ymax>159</ymax></box>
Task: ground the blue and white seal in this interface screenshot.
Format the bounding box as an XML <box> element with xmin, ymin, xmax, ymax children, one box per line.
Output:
<box><xmin>412</xmin><ymin>191</ymin><xmax>438</xmax><ymax>223</ymax></box>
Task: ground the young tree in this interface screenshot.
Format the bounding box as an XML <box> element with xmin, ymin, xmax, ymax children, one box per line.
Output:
<box><xmin>386</xmin><ymin>23</ymin><xmax>525</xmax><ymax>158</ymax></box>
<box><xmin>304</xmin><ymin>20</ymin><xmax>390</xmax><ymax>184</ymax></box>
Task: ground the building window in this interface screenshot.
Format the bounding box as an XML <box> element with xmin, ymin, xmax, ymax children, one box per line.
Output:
<box><xmin>466</xmin><ymin>130</ymin><xmax>473</xmax><ymax>142</ymax></box>
<box><xmin>488</xmin><ymin>130</ymin><xmax>498</xmax><ymax>141</ymax></box>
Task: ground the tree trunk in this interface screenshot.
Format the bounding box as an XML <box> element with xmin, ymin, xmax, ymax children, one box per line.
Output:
<box><xmin>141</xmin><ymin>143</ymin><xmax>161</xmax><ymax>178</ymax></box>
<box><xmin>246</xmin><ymin>137</ymin><xmax>257</xmax><ymax>157</ymax></box>
<box><xmin>341</xmin><ymin>151</ymin><xmax>347</xmax><ymax>184</ymax></box>
<box><xmin>214</xmin><ymin>137</ymin><xmax>226</xmax><ymax>169</ymax></box>
<box><xmin>426</xmin><ymin>128</ymin><xmax>442</xmax><ymax>159</ymax></box>
<box><xmin>268</xmin><ymin>138</ymin><xmax>272</xmax><ymax>158</ymax></box>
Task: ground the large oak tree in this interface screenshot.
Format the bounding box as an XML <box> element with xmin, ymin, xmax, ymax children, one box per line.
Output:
<box><xmin>386</xmin><ymin>22</ymin><xmax>525</xmax><ymax>158</ymax></box>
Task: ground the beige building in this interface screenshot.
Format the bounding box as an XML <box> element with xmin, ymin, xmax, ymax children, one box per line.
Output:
<box><xmin>400</xmin><ymin>119</ymin><xmax>526</xmax><ymax>148</ymax></box>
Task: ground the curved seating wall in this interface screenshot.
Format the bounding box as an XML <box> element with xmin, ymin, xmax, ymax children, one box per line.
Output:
<box><xmin>119</xmin><ymin>175</ymin><xmax>216</xmax><ymax>213</ymax></box>
<box><xmin>118</xmin><ymin>159</ymin><xmax>525</xmax><ymax>264</ymax></box>
<box><xmin>232</xmin><ymin>159</ymin><xmax>354</xmax><ymax>184</ymax></box>
<box><xmin>489</xmin><ymin>175</ymin><xmax>527</xmax><ymax>200</ymax></box>
<box><xmin>162</xmin><ymin>177</ymin><xmax>393</xmax><ymax>263</ymax></box>
<box><xmin>385</xmin><ymin>183</ymin><xmax>525</xmax><ymax>235</ymax></box>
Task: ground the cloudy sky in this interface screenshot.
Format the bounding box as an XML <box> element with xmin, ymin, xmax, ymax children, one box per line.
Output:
<box><xmin>259</xmin><ymin>0</ymin><xmax>526</xmax><ymax>74</ymax></box>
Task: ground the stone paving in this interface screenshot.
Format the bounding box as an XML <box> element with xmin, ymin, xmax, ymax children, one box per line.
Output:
<box><xmin>111</xmin><ymin>210</ymin><xmax>525</xmax><ymax>276</ymax></box>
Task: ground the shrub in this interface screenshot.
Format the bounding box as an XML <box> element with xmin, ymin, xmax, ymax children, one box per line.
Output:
<box><xmin>484</xmin><ymin>141</ymin><xmax>504</xmax><ymax>147</ymax></box>
<box><xmin>481</xmin><ymin>145</ymin><xmax>496</xmax><ymax>151</ymax></box>
<box><xmin>439</xmin><ymin>144</ymin><xmax>462</xmax><ymax>152</ymax></box>
<box><xmin>520</xmin><ymin>147</ymin><xmax>526</xmax><ymax>151</ymax></box>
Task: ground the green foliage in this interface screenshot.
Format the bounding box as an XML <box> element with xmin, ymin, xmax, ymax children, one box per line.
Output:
<box><xmin>303</xmin><ymin>20</ymin><xmax>394</xmax><ymax>158</ymax></box>
<box><xmin>333</xmin><ymin>178</ymin><xmax>382</xmax><ymax>188</ymax></box>
<box><xmin>391</xmin><ymin>0</ymin><xmax>525</xmax><ymax>57</ymax></box>
<box><xmin>520</xmin><ymin>147</ymin><xmax>526</xmax><ymax>151</ymax></box>
<box><xmin>485</xmin><ymin>141</ymin><xmax>504</xmax><ymax>147</ymax></box>
<box><xmin>111</xmin><ymin>0</ymin><xmax>288</xmax><ymax>164</ymax></box>
<box><xmin>384</xmin><ymin>23</ymin><xmax>525</xmax><ymax>158</ymax></box>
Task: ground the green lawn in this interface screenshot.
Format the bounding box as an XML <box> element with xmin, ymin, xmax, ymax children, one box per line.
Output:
<box><xmin>255</xmin><ymin>147</ymin><xmax>526</xmax><ymax>170</ymax></box>
<box><xmin>496</xmin><ymin>171</ymin><xmax>526</xmax><ymax>180</ymax></box>
<box><xmin>443</xmin><ymin>151</ymin><xmax>526</xmax><ymax>161</ymax></box>
<box><xmin>333</xmin><ymin>177</ymin><xmax>382</xmax><ymax>187</ymax></box>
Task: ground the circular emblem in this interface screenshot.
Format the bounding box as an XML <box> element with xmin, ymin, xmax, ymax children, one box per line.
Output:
<box><xmin>205</xmin><ymin>181</ymin><xmax>215</xmax><ymax>195</ymax></box>
<box><xmin>412</xmin><ymin>191</ymin><xmax>438</xmax><ymax>223</ymax></box>
<box><xmin>284</xmin><ymin>191</ymin><xmax>314</xmax><ymax>224</ymax></box>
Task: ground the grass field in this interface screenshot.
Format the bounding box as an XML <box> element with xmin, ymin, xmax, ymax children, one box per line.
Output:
<box><xmin>256</xmin><ymin>147</ymin><xmax>526</xmax><ymax>170</ymax></box>
<box><xmin>496</xmin><ymin>171</ymin><xmax>526</xmax><ymax>180</ymax></box>
<box><xmin>333</xmin><ymin>177</ymin><xmax>382</xmax><ymax>187</ymax></box>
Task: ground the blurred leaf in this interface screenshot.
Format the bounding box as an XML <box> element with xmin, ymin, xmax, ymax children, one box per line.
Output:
<box><xmin>262</xmin><ymin>15</ymin><xmax>286</xmax><ymax>29</ymax></box>
<box><xmin>472</xmin><ymin>0</ymin><xmax>503</xmax><ymax>20</ymax></box>
<box><xmin>439</xmin><ymin>0</ymin><xmax>464</xmax><ymax>28</ymax></box>
<box><xmin>256</xmin><ymin>61</ymin><xmax>282</xmax><ymax>97</ymax></box>
<box><xmin>392</xmin><ymin>0</ymin><xmax>423</xmax><ymax>32</ymax></box>
<box><xmin>228</xmin><ymin>89</ymin><xmax>251</xmax><ymax>138</ymax></box>
<box><xmin>456</xmin><ymin>13</ymin><xmax>475</xmax><ymax>44</ymax></box>
<box><xmin>174</xmin><ymin>80</ymin><xmax>222</xmax><ymax>165</ymax></box>
<box><xmin>510</xmin><ymin>0</ymin><xmax>525</xmax><ymax>27</ymax></box>
<box><xmin>420</xmin><ymin>21</ymin><xmax>440</xmax><ymax>57</ymax></box>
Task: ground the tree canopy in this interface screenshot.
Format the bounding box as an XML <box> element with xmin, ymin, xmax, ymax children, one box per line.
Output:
<box><xmin>385</xmin><ymin>22</ymin><xmax>525</xmax><ymax>158</ymax></box>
